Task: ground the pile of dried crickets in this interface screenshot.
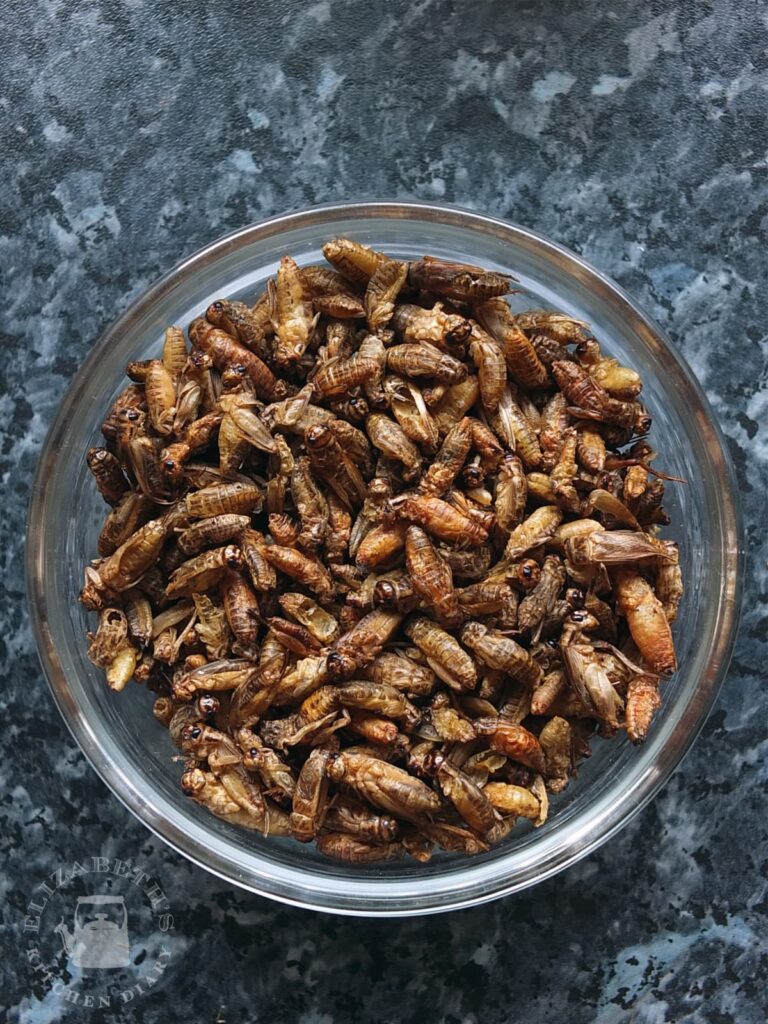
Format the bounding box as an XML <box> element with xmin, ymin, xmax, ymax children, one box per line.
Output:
<box><xmin>81</xmin><ymin>239</ymin><xmax>683</xmax><ymax>863</ymax></box>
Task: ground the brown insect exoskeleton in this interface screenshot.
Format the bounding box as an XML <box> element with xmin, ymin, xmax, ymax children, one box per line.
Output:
<box><xmin>391</xmin><ymin>303</ymin><xmax>472</xmax><ymax>353</ymax></box>
<box><xmin>268</xmin><ymin>255</ymin><xmax>318</xmax><ymax>367</ymax></box>
<box><xmin>475</xmin><ymin>298</ymin><xmax>549</xmax><ymax>390</ymax></box>
<box><xmin>408</xmin><ymin>256</ymin><xmax>515</xmax><ymax>302</ymax></box>
<box><xmin>80</xmin><ymin>238</ymin><xmax>682</xmax><ymax>863</ymax></box>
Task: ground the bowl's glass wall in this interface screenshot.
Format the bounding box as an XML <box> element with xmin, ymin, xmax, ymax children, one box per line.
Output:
<box><xmin>27</xmin><ymin>203</ymin><xmax>740</xmax><ymax>914</ymax></box>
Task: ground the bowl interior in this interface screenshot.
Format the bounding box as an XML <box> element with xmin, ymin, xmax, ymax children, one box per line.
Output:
<box><xmin>27</xmin><ymin>203</ymin><xmax>740</xmax><ymax>914</ymax></box>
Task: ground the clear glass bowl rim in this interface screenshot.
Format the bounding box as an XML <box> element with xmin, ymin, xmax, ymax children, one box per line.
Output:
<box><xmin>26</xmin><ymin>200</ymin><xmax>743</xmax><ymax>916</ymax></box>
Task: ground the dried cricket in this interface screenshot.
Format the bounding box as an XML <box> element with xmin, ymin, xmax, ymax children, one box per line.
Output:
<box><xmin>80</xmin><ymin>237</ymin><xmax>683</xmax><ymax>865</ymax></box>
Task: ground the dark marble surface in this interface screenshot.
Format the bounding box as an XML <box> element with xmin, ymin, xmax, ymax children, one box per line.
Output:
<box><xmin>2</xmin><ymin>1</ymin><xmax>766</xmax><ymax>1021</ymax></box>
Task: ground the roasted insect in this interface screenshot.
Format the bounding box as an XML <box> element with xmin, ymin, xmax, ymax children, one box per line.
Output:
<box><xmin>80</xmin><ymin>238</ymin><xmax>683</xmax><ymax>865</ymax></box>
<box><xmin>270</xmin><ymin>255</ymin><xmax>317</xmax><ymax>366</ymax></box>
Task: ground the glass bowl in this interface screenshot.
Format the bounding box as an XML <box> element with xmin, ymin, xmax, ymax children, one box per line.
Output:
<box><xmin>26</xmin><ymin>201</ymin><xmax>742</xmax><ymax>916</ymax></box>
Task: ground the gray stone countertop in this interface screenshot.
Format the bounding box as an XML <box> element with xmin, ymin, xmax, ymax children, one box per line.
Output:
<box><xmin>2</xmin><ymin>1</ymin><xmax>766</xmax><ymax>1022</ymax></box>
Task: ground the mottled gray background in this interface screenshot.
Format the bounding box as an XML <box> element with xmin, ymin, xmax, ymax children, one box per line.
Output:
<box><xmin>2</xmin><ymin>0</ymin><xmax>766</xmax><ymax>1021</ymax></box>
